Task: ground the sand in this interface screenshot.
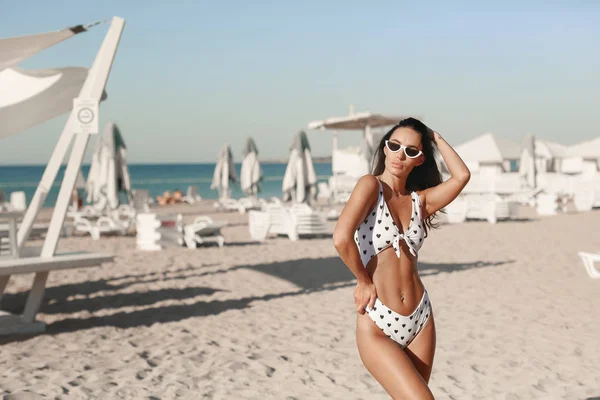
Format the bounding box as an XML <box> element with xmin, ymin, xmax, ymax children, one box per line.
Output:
<box><xmin>0</xmin><ymin>202</ymin><xmax>599</xmax><ymax>399</ymax></box>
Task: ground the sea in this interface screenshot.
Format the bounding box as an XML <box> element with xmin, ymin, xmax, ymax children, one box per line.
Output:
<box><xmin>0</xmin><ymin>163</ymin><xmax>333</xmax><ymax>206</ymax></box>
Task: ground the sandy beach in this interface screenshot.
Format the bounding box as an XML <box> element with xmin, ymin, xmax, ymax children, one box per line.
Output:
<box><xmin>1</xmin><ymin>202</ymin><xmax>599</xmax><ymax>399</ymax></box>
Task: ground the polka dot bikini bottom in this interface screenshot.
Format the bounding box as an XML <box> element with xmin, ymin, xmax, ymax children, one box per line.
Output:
<box><xmin>366</xmin><ymin>290</ymin><xmax>432</xmax><ymax>348</ymax></box>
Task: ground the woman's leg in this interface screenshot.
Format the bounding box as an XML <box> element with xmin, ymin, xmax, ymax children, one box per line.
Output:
<box><xmin>356</xmin><ymin>314</ymin><xmax>434</xmax><ymax>400</ymax></box>
<box><xmin>405</xmin><ymin>314</ymin><xmax>436</xmax><ymax>383</ymax></box>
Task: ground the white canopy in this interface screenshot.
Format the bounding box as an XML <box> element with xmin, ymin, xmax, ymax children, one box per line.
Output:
<box><xmin>240</xmin><ymin>137</ymin><xmax>262</xmax><ymax>197</ymax></box>
<box><xmin>86</xmin><ymin>122</ymin><xmax>131</xmax><ymax>211</ymax></box>
<box><xmin>211</xmin><ymin>144</ymin><xmax>237</xmax><ymax>199</ymax></box>
<box><xmin>561</xmin><ymin>136</ymin><xmax>600</xmax><ymax>176</ymax></box>
<box><xmin>0</xmin><ymin>67</ymin><xmax>106</xmax><ymax>138</ymax></box>
<box><xmin>454</xmin><ymin>132</ymin><xmax>521</xmax><ymax>174</ymax></box>
<box><xmin>455</xmin><ymin>132</ymin><xmax>521</xmax><ymax>164</ymax></box>
<box><xmin>519</xmin><ymin>137</ymin><xmax>566</xmax><ymax>178</ymax></box>
<box><xmin>535</xmin><ymin>139</ymin><xmax>567</xmax><ymax>159</ymax></box>
<box><xmin>308</xmin><ymin>111</ymin><xmax>407</xmax><ymax>131</ymax></box>
<box><xmin>0</xmin><ymin>21</ymin><xmax>97</xmax><ymax>71</ymax></box>
<box><xmin>565</xmin><ymin>137</ymin><xmax>600</xmax><ymax>159</ymax></box>
<box><xmin>282</xmin><ymin>131</ymin><xmax>317</xmax><ymax>203</ymax></box>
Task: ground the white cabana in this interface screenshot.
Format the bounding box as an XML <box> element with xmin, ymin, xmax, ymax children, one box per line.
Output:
<box><xmin>282</xmin><ymin>131</ymin><xmax>317</xmax><ymax>203</ymax></box>
<box><xmin>309</xmin><ymin>108</ymin><xmax>406</xmax><ymax>177</ymax></box>
<box><xmin>562</xmin><ymin>137</ymin><xmax>600</xmax><ymax>177</ymax></box>
<box><xmin>0</xmin><ymin>67</ymin><xmax>107</xmax><ymax>138</ymax></box>
<box><xmin>519</xmin><ymin>137</ymin><xmax>566</xmax><ymax>176</ymax></box>
<box><xmin>308</xmin><ymin>107</ymin><xmax>407</xmax><ymax>203</ymax></box>
<box><xmin>86</xmin><ymin>122</ymin><xmax>131</xmax><ymax>211</ymax></box>
<box><xmin>454</xmin><ymin>132</ymin><xmax>521</xmax><ymax>174</ymax></box>
<box><xmin>240</xmin><ymin>137</ymin><xmax>262</xmax><ymax>197</ymax></box>
<box><xmin>211</xmin><ymin>144</ymin><xmax>236</xmax><ymax>200</ymax></box>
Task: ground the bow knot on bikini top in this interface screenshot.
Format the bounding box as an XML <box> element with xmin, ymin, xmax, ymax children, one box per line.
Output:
<box><xmin>354</xmin><ymin>179</ymin><xmax>425</xmax><ymax>267</ymax></box>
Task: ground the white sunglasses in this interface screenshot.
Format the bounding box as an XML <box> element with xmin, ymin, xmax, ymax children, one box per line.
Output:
<box><xmin>385</xmin><ymin>140</ymin><xmax>423</xmax><ymax>158</ymax></box>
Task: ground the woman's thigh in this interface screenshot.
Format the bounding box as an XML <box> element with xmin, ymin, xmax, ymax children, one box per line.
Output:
<box><xmin>356</xmin><ymin>314</ymin><xmax>434</xmax><ymax>400</ymax></box>
<box><xmin>406</xmin><ymin>314</ymin><xmax>436</xmax><ymax>383</ymax></box>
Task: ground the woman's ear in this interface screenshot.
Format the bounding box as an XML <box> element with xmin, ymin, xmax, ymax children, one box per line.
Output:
<box><xmin>416</xmin><ymin>154</ymin><xmax>425</xmax><ymax>166</ymax></box>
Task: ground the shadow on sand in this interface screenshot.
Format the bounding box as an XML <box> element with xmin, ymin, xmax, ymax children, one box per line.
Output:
<box><xmin>0</xmin><ymin>256</ymin><xmax>513</xmax><ymax>342</ymax></box>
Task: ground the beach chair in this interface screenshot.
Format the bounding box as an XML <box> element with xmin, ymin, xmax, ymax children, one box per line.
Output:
<box><xmin>290</xmin><ymin>203</ymin><xmax>329</xmax><ymax>237</ymax></box>
<box><xmin>213</xmin><ymin>197</ymin><xmax>244</xmax><ymax>213</ymax></box>
<box><xmin>250</xmin><ymin>201</ymin><xmax>329</xmax><ymax>241</ymax></box>
<box><xmin>214</xmin><ymin>196</ymin><xmax>264</xmax><ymax>214</ymax></box>
<box><xmin>248</xmin><ymin>210</ymin><xmax>271</xmax><ymax>241</ymax></box>
<box><xmin>326</xmin><ymin>208</ymin><xmax>341</xmax><ymax>221</ymax></box>
<box><xmin>182</xmin><ymin>185</ymin><xmax>202</xmax><ymax>204</ymax></box>
<box><xmin>264</xmin><ymin>201</ymin><xmax>298</xmax><ymax>240</ymax></box>
<box><xmin>535</xmin><ymin>193</ymin><xmax>560</xmax><ymax>216</ymax></box>
<box><xmin>464</xmin><ymin>194</ymin><xmax>518</xmax><ymax>224</ymax></box>
<box><xmin>577</xmin><ymin>252</ymin><xmax>600</xmax><ymax>279</ymax></box>
<box><xmin>317</xmin><ymin>182</ymin><xmax>331</xmax><ymax>202</ymax></box>
<box><xmin>573</xmin><ymin>187</ymin><xmax>595</xmax><ymax>212</ymax></box>
<box><xmin>180</xmin><ymin>216</ymin><xmax>226</xmax><ymax>248</ymax></box>
<box><xmin>328</xmin><ymin>175</ymin><xmax>358</xmax><ymax>204</ymax></box>
<box><xmin>237</xmin><ymin>197</ymin><xmax>266</xmax><ymax>213</ymax></box>
<box><xmin>73</xmin><ymin>211</ymin><xmax>131</xmax><ymax>240</ymax></box>
<box><xmin>444</xmin><ymin>196</ymin><xmax>468</xmax><ymax>224</ymax></box>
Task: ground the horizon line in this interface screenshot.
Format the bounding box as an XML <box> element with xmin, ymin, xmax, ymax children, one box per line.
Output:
<box><xmin>0</xmin><ymin>158</ymin><xmax>333</xmax><ymax>168</ymax></box>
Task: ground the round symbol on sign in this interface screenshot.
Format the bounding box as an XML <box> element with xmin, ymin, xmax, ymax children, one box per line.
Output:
<box><xmin>77</xmin><ymin>107</ymin><xmax>95</xmax><ymax>124</ymax></box>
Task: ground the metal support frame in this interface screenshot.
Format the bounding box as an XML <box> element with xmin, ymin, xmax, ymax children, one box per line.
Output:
<box><xmin>0</xmin><ymin>17</ymin><xmax>126</xmax><ymax>330</ymax></box>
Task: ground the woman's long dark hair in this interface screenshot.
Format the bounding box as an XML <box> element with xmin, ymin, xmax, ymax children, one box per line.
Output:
<box><xmin>371</xmin><ymin>117</ymin><xmax>443</xmax><ymax>232</ymax></box>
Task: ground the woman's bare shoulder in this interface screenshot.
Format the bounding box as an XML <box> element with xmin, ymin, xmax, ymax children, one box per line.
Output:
<box><xmin>357</xmin><ymin>174</ymin><xmax>379</xmax><ymax>188</ymax></box>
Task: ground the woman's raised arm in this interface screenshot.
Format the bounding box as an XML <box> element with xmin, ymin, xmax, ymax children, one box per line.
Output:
<box><xmin>421</xmin><ymin>130</ymin><xmax>471</xmax><ymax>217</ymax></box>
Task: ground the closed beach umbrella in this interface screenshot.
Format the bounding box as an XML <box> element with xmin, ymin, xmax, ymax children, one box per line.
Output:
<box><xmin>211</xmin><ymin>144</ymin><xmax>237</xmax><ymax>199</ymax></box>
<box><xmin>282</xmin><ymin>131</ymin><xmax>317</xmax><ymax>203</ymax></box>
<box><xmin>86</xmin><ymin>122</ymin><xmax>131</xmax><ymax>210</ymax></box>
<box><xmin>240</xmin><ymin>137</ymin><xmax>262</xmax><ymax>197</ymax></box>
<box><xmin>519</xmin><ymin>134</ymin><xmax>537</xmax><ymax>189</ymax></box>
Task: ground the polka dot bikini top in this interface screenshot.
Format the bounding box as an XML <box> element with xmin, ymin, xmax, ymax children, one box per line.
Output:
<box><xmin>354</xmin><ymin>179</ymin><xmax>425</xmax><ymax>267</ymax></box>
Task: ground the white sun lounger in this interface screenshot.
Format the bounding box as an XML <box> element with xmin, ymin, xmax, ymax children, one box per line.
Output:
<box><xmin>444</xmin><ymin>196</ymin><xmax>468</xmax><ymax>224</ymax></box>
<box><xmin>577</xmin><ymin>252</ymin><xmax>600</xmax><ymax>279</ymax></box>
<box><xmin>214</xmin><ymin>196</ymin><xmax>266</xmax><ymax>214</ymax></box>
<box><xmin>180</xmin><ymin>216</ymin><xmax>226</xmax><ymax>248</ymax></box>
<box><xmin>182</xmin><ymin>185</ymin><xmax>202</xmax><ymax>204</ymax></box>
<box><xmin>73</xmin><ymin>213</ymin><xmax>132</xmax><ymax>240</ymax></box>
<box><xmin>290</xmin><ymin>203</ymin><xmax>329</xmax><ymax>237</ymax></box>
<box><xmin>249</xmin><ymin>201</ymin><xmax>329</xmax><ymax>241</ymax></box>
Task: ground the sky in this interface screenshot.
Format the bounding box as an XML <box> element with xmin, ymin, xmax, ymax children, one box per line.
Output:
<box><xmin>0</xmin><ymin>1</ymin><xmax>599</xmax><ymax>165</ymax></box>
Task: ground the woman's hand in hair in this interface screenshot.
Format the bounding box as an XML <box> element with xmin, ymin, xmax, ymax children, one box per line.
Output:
<box><xmin>427</xmin><ymin>127</ymin><xmax>442</xmax><ymax>144</ymax></box>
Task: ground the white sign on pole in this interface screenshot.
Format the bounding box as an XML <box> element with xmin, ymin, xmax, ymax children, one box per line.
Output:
<box><xmin>73</xmin><ymin>98</ymin><xmax>99</xmax><ymax>134</ymax></box>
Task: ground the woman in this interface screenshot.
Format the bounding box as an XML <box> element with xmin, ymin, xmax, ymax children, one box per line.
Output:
<box><xmin>333</xmin><ymin>118</ymin><xmax>470</xmax><ymax>399</ymax></box>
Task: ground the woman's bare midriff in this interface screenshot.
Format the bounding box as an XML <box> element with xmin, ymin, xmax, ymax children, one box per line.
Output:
<box><xmin>365</xmin><ymin>242</ymin><xmax>424</xmax><ymax>316</ymax></box>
